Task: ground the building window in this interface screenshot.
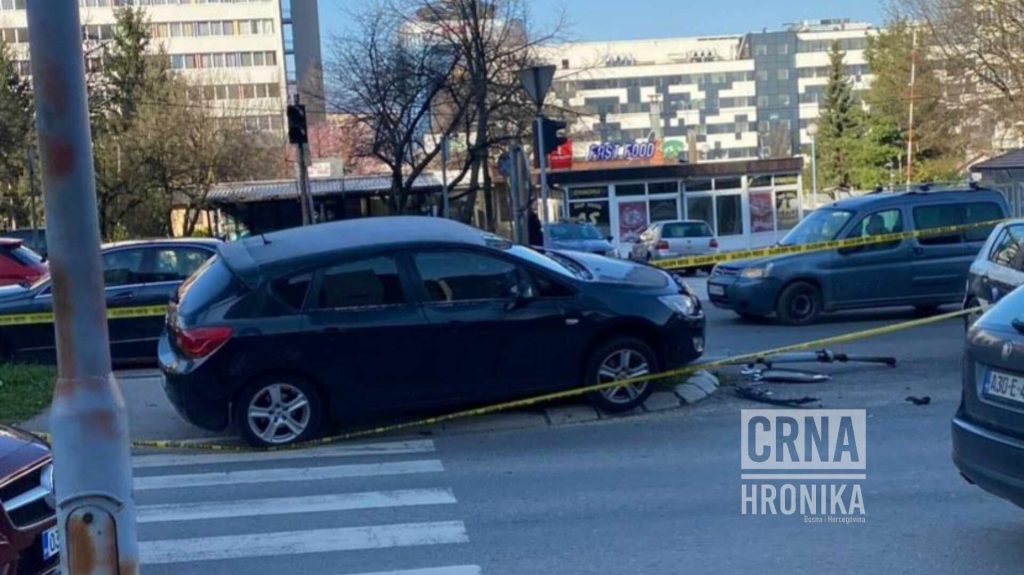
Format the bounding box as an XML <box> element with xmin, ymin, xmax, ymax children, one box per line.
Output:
<box><xmin>778</xmin><ymin>43</ymin><xmax>790</xmax><ymax>55</ymax></box>
<box><xmin>778</xmin><ymin>94</ymin><xmax>791</xmax><ymax>106</ymax></box>
<box><xmin>716</xmin><ymin>194</ymin><xmax>743</xmax><ymax>236</ymax></box>
<box><xmin>755</xmin><ymin>70</ymin><xmax>768</xmax><ymax>82</ymax></box>
<box><xmin>777</xmin><ymin>69</ymin><xmax>789</xmax><ymax>81</ymax></box>
<box><xmin>754</xmin><ymin>44</ymin><xmax>768</xmax><ymax>56</ymax></box>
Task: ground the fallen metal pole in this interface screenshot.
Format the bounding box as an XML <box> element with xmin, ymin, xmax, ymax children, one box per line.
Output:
<box><xmin>26</xmin><ymin>2</ymin><xmax>139</xmax><ymax>574</ymax></box>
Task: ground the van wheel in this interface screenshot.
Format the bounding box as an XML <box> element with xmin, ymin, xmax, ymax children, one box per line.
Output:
<box><xmin>235</xmin><ymin>377</ymin><xmax>323</xmax><ymax>447</ymax></box>
<box><xmin>586</xmin><ymin>337</ymin><xmax>657</xmax><ymax>413</ymax></box>
<box><xmin>776</xmin><ymin>281</ymin><xmax>822</xmax><ymax>326</ymax></box>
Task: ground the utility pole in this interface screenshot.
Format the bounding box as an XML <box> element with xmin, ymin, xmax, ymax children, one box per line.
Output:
<box><xmin>906</xmin><ymin>27</ymin><xmax>918</xmax><ymax>186</ymax></box>
<box><xmin>518</xmin><ymin>65</ymin><xmax>557</xmax><ymax>249</ymax></box>
<box><xmin>26</xmin><ymin>2</ymin><xmax>139</xmax><ymax>574</ymax></box>
<box><xmin>288</xmin><ymin>94</ymin><xmax>313</xmax><ymax>225</ymax></box>
<box><xmin>535</xmin><ymin>114</ymin><xmax>551</xmax><ymax>246</ymax></box>
<box><xmin>441</xmin><ymin>135</ymin><xmax>450</xmax><ymax>218</ymax></box>
<box><xmin>26</xmin><ymin>148</ymin><xmax>38</xmax><ymax>245</ymax></box>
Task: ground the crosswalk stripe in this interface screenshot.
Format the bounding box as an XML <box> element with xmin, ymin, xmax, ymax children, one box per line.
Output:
<box><xmin>133</xmin><ymin>440</ymin><xmax>437</xmax><ymax>469</ymax></box>
<box><xmin>134</xmin><ymin>460</ymin><xmax>445</xmax><ymax>491</ymax></box>
<box><xmin>338</xmin><ymin>567</ymin><xmax>482</xmax><ymax>575</ymax></box>
<box><xmin>140</xmin><ymin>521</ymin><xmax>470</xmax><ymax>565</ymax></box>
<box><xmin>138</xmin><ymin>488</ymin><xmax>457</xmax><ymax>523</ymax></box>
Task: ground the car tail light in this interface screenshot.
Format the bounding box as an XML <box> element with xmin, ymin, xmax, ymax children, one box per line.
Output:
<box><xmin>175</xmin><ymin>326</ymin><xmax>233</xmax><ymax>359</ymax></box>
<box><xmin>655</xmin><ymin>240</ymin><xmax>670</xmax><ymax>250</ymax></box>
<box><xmin>709</xmin><ymin>238</ymin><xmax>719</xmax><ymax>249</ymax></box>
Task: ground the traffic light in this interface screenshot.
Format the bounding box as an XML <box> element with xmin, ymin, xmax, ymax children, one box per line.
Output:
<box><xmin>533</xmin><ymin>115</ymin><xmax>568</xmax><ymax>166</ymax></box>
<box><xmin>287</xmin><ymin>103</ymin><xmax>308</xmax><ymax>145</ymax></box>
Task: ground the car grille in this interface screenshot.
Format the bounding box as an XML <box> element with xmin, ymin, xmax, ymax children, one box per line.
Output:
<box><xmin>712</xmin><ymin>266</ymin><xmax>738</xmax><ymax>277</ymax></box>
<box><xmin>0</xmin><ymin>461</ymin><xmax>53</xmax><ymax>529</ymax></box>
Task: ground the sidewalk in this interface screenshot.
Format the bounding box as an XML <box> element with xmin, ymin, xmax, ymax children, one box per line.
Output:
<box><xmin>21</xmin><ymin>369</ymin><xmax>720</xmax><ymax>443</ymax></box>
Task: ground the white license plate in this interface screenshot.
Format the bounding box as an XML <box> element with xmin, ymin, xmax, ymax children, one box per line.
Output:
<box><xmin>708</xmin><ymin>284</ymin><xmax>726</xmax><ymax>297</ymax></box>
<box><xmin>984</xmin><ymin>369</ymin><xmax>1024</xmax><ymax>405</ymax></box>
<box><xmin>42</xmin><ymin>526</ymin><xmax>60</xmax><ymax>561</ymax></box>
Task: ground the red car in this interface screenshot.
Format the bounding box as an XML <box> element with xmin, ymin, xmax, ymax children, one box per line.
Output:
<box><xmin>0</xmin><ymin>240</ymin><xmax>46</xmax><ymax>287</ymax></box>
<box><xmin>0</xmin><ymin>426</ymin><xmax>57</xmax><ymax>575</ymax></box>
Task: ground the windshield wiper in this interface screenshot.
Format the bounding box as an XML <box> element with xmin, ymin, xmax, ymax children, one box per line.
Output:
<box><xmin>1012</xmin><ymin>318</ymin><xmax>1024</xmax><ymax>335</ymax></box>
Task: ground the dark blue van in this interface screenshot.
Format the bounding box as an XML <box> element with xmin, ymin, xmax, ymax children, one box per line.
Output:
<box><xmin>708</xmin><ymin>186</ymin><xmax>1009</xmax><ymax>325</ymax></box>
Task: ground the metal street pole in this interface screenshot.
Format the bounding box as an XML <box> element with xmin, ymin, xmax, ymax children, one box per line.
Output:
<box><xmin>293</xmin><ymin>94</ymin><xmax>314</xmax><ymax>225</ymax></box>
<box><xmin>26</xmin><ymin>148</ymin><xmax>38</xmax><ymax>244</ymax></box>
<box><xmin>811</xmin><ymin>136</ymin><xmax>818</xmax><ymax>208</ymax></box>
<box><xmin>26</xmin><ymin>2</ymin><xmax>139</xmax><ymax>574</ymax></box>
<box><xmin>441</xmin><ymin>136</ymin><xmax>450</xmax><ymax>218</ymax></box>
<box><xmin>536</xmin><ymin>115</ymin><xmax>551</xmax><ymax>249</ymax></box>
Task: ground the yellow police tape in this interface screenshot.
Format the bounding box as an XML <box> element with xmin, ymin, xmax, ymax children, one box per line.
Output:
<box><xmin>653</xmin><ymin>219</ymin><xmax>1004</xmax><ymax>270</ymax></box>
<box><xmin>124</xmin><ymin>306</ymin><xmax>976</xmax><ymax>453</ymax></box>
<box><xmin>0</xmin><ymin>305</ymin><xmax>168</xmax><ymax>327</ymax></box>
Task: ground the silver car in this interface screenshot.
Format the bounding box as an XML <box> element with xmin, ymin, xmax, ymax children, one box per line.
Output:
<box><xmin>964</xmin><ymin>218</ymin><xmax>1024</xmax><ymax>329</ymax></box>
<box><xmin>631</xmin><ymin>220</ymin><xmax>719</xmax><ymax>266</ymax></box>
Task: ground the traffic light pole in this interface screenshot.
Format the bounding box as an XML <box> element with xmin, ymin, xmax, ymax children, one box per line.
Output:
<box><xmin>535</xmin><ymin>115</ymin><xmax>551</xmax><ymax>249</ymax></box>
<box><xmin>290</xmin><ymin>94</ymin><xmax>314</xmax><ymax>225</ymax></box>
<box><xmin>26</xmin><ymin>2</ymin><xmax>139</xmax><ymax>574</ymax></box>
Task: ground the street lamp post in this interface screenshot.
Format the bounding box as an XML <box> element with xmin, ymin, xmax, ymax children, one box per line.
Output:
<box><xmin>807</xmin><ymin>123</ymin><xmax>819</xmax><ymax>209</ymax></box>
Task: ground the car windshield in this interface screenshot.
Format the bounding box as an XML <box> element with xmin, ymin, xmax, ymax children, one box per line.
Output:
<box><xmin>504</xmin><ymin>245</ymin><xmax>582</xmax><ymax>279</ymax></box>
<box><xmin>779</xmin><ymin>209</ymin><xmax>854</xmax><ymax>246</ymax></box>
<box><xmin>549</xmin><ymin>224</ymin><xmax>602</xmax><ymax>241</ymax></box>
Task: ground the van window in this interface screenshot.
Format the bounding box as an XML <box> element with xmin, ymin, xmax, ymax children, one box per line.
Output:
<box><xmin>913</xmin><ymin>202</ymin><xmax>1003</xmax><ymax>245</ymax></box>
<box><xmin>990</xmin><ymin>225</ymin><xmax>1024</xmax><ymax>270</ymax></box>
<box><xmin>848</xmin><ymin>209</ymin><xmax>904</xmax><ymax>251</ymax></box>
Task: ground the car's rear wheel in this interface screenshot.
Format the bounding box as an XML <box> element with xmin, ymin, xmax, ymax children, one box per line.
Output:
<box><xmin>776</xmin><ymin>281</ymin><xmax>822</xmax><ymax>326</ymax></box>
<box><xmin>586</xmin><ymin>337</ymin><xmax>657</xmax><ymax>413</ymax></box>
<box><xmin>235</xmin><ymin>377</ymin><xmax>323</xmax><ymax>447</ymax></box>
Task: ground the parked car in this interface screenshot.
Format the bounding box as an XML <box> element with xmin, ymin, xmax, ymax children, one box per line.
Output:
<box><xmin>1</xmin><ymin>229</ymin><xmax>46</xmax><ymax>259</ymax></box>
<box><xmin>546</xmin><ymin>223</ymin><xmax>616</xmax><ymax>256</ymax></box>
<box><xmin>964</xmin><ymin>218</ymin><xmax>1024</xmax><ymax>329</ymax></box>
<box><xmin>0</xmin><ymin>239</ymin><xmax>46</xmax><ymax>287</ymax></box>
<box><xmin>0</xmin><ymin>238</ymin><xmax>218</xmax><ymax>363</ymax></box>
<box><xmin>708</xmin><ymin>186</ymin><xmax>1009</xmax><ymax>325</ymax></box>
<box><xmin>0</xmin><ymin>425</ymin><xmax>57</xmax><ymax>575</ymax></box>
<box><xmin>953</xmin><ymin>284</ymin><xmax>1024</xmax><ymax>509</ymax></box>
<box><xmin>630</xmin><ymin>220</ymin><xmax>719</xmax><ymax>269</ymax></box>
<box><xmin>159</xmin><ymin>216</ymin><xmax>706</xmax><ymax>447</ymax></box>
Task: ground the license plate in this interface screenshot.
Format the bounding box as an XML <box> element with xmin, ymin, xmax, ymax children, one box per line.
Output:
<box><xmin>42</xmin><ymin>526</ymin><xmax>60</xmax><ymax>561</ymax></box>
<box><xmin>708</xmin><ymin>284</ymin><xmax>726</xmax><ymax>297</ymax></box>
<box><xmin>984</xmin><ymin>369</ymin><xmax>1024</xmax><ymax>405</ymax></box>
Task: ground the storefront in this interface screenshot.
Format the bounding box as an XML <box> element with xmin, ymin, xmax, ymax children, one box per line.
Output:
<box><xmin>547</xmin><ymin>157</ymin><xmax>804</xmax><ymax>254</ymax></box>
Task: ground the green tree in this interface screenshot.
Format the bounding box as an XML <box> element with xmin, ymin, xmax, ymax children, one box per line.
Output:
<box><xmin>817</xmin><ymin>41</ymin><xmax>861</xmax><ymax>194</ymax></box>
<box><xmin>0</xmin><ymin>39</ymin><xmax>35</xmax><ymax>227</ymax></box>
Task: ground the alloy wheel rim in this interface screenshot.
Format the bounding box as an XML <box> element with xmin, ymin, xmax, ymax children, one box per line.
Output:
<box><xmin>598</xmin><ymin>349</ymin><xmax>650</xmax><ymax>404</ymax></box>
<box><xmin>247</xmin><ymin>383</ymin><xmax>311</xmax><ymax>444</ymax></box>
<box><xmin>791</xmin><ymin>292</ymin><xmax>814</xmax><ymax>318</ymax></box>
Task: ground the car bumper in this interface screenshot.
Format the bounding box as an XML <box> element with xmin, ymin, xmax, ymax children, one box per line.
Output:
<box><xmin>952</xmin><ymin>415</ymin><xmax>1024</xmax><ymax>508</ymax></box>
<box><xmin>660</xmin><ymin>311</ymin><xmax>706</xmax><ymax>369</ymax></box>
<box><xmin>159</xmin><ymin>335</ymin><xmax>230</xmax><ymax>432</ymax></box>
<box><xmin>707</xmin><ymin>275</ymin><xmax>781</xmax><ymax>316</ymax></box>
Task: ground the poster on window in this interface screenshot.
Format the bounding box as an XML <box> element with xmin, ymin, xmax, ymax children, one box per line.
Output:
<box><xmin>776</xmin><ymin>190</ymin><xmax>799</xmax><ymax>230</ymax></box>
<box><xmin>618</xmin><ymin>201</ymin><xmax>649</xmax><ymax>244</ymax></box>
<box><xmin>750</xmin><ymin>191</ymin><xmax>775</xmax><ymax>233</ymax></box>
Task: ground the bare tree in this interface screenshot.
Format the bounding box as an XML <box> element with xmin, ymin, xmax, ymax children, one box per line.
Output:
<box><xmin>328</xmin><ymin>6</ymin><xmax>461</xmax><ymax>214</ymax></box>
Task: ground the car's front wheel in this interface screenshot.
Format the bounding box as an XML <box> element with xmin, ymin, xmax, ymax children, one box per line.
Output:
<box><xmin>586</xmin><ymin>337</ymin><xmax>657</xmax><ymax>413</ymax></box>
<box><xmin>776</xmin><ymin>281</ymin><xmax>823</xmax><ymax>325</ymax></box>
<box><xmin>235</xmin><ymin>377</ymin><xmax>324</xmax><ymax>447</ymax></box>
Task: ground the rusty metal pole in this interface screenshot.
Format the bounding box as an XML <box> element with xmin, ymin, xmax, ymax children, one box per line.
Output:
<box><xmin>26</xmin><ymin>2</ymin><xmax>139</xmax><ymax>575</ymax></box>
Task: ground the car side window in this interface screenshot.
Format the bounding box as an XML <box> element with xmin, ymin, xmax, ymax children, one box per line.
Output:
<box><xmin>313</xmin><ymin>256</ymin><xmax>405</xmax><ymax>310</ymax></box>
<box><xmin>101</xmin><ymin>249</ymin><xmax>147</xmax><ymax>287</ymax></box>
<box><xmin>414</xmin><ymin>251</ymin><xmax>519</xmax><ymax>303</ymax></box>
<box><xmin>145</xmin><ymin>248</ymin><xmax>214</xmax><ymax>283</ymax></box>
<box><xmin>529</xmin><ymin>271</ymin><xmax>574</xmax><ymax>298</ymax></box>
<box><xmin>990</xmin><ymin>226</ymin><xmax>1024</xmax><ymax>270</ymax></box>
<box><xmin>272</xmin><ymin>272</ymin><xmax>313</xmax><ymax>310</ymax></box>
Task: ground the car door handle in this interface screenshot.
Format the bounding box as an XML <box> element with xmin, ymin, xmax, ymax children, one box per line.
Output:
<box><xmin>109</xmin><ymin>292</ymin><xmax>135</xmax><ymax>303</ymax></box>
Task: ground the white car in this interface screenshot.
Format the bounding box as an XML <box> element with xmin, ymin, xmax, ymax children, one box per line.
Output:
<box><xmin>630</xmin><ymin>220</ymin><xmax>719</xmax><ymax>270</ymax></box>
<box><xmin>964</xmin><ymin>218</ymin><xmax>1024</xmax><ymax>328</ymax></box>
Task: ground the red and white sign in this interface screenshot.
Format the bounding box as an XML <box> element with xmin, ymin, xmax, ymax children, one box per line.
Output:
<box><xmin>548</xmin><ymin>140</ymin><xmax>573</xmax><ymax>170</ymax></box>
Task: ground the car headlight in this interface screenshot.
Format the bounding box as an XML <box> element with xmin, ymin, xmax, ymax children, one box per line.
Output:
<box><xmin>740</xmin><ymin>264</ymin><xmax>773</xmax><ymax>279</ymax></box>
<box><xmin>660</xmin><ymin>294</ymin><xmax>700</xmax><ymax>316</ymax></box>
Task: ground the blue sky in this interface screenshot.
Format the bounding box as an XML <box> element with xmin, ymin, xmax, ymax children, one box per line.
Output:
<box><xmin>318</xmin><ymin>0</ymin><xmax>886</xmax><ymax>48</ymax></box>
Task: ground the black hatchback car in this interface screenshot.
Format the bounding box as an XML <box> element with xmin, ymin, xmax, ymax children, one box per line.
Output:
<box><xmin>159</xmin><ymin>217</ymin><xmax>706</xmax><ymax>446</ymax></box>
<box><xmin>0</xmin><ymin>238</ymin><xmax>218</xmax><ymax>362</ymax></box>
<box><xmin>954</xmin><ymin>284</ymin><xmax>1024</xmax><ymax>508</ymax></box>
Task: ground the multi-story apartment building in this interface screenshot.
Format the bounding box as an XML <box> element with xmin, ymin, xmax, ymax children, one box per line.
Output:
<box><xmin>0</xmin><ymin>0</ymin><xmax>324</xmax><ymax>130</ymax></box>
<box><xmin>547</xmin><ymin>19</ymin><xmax>875</xmax><ymax>162</ymax></box>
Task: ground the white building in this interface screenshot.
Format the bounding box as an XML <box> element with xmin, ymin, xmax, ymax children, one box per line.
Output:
<box><xmin>545</xmin><ymin>19</ymin><xmax>876</xmax><ymax>162</ymax></box>
<box><xmin>0</xmin><ymin>0</ymin><xmax>324</xmax><ymax>130</ymax></box>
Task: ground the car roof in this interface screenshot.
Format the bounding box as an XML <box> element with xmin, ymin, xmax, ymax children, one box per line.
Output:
<box><xmin>221</xmin><ymin>216</ymin><xmax>490</xmax><ymax>282</ymax></box>
<box><xmin>825</xmin><ymin>188</ymin><xmax>1007</xmax><ymax>212</ymax></box>
<box><xmin>102</xmin><ymin>238</ymin><xmax>222</xmax><ymax>250</ymax></box>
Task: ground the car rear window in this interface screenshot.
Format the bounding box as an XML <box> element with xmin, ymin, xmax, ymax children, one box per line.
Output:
<box><xmin>177</xmin><ymin>256</ymin><xmax>244</xmax><ymax>316</ymax></box>
<box><xmin>662</xmin><ymin>222</ymin><xmax>712</xmax><ymax>238</ymax></box>
<box><xmin>913</xmin><ymin>202</ymin><xmax>1004</xmax><ymax>245</ymax></box>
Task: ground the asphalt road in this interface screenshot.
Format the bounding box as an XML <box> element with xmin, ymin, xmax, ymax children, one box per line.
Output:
<box><xmin>131</xmin><ymin>304</ymin><xmax>1022</xmax><ymax>575</ymax></box>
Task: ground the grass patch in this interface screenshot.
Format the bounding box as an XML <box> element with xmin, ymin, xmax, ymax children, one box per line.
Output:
<box><xmin>0</xmin><ymin>364</ymin><xmax>56</xmax><ymax>425</ymax></box>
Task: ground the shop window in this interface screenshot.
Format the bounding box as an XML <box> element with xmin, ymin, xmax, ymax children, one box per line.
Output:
<box><xmin>686</xmin><ymin>196</ymin><xmax>713</xmax><ymax>231</ymax></box>
<box><xmin>684</xmin><ymin>179</ymin><xmax>712</xmax><ymax>192</ymax></box>
<box><xmin>568</xmin><ymin>187</ymin><xmax>608</xmax><ymax>200</ymax></box>
<box><xmin>749</xmin><ymin>175</ymin><xmax>773</xmax><ymax>188</ymax></box>
<box><xmin>616</xmin><ymin>184</ymin><xmax>646</xmax><ymax>196</ymax></box>
<box><xmin>648</xmin><ymin>181</ymin><xmax>678</xmax><ymax>196</ymax></box>
<box><xmin>715</xmin><ymin>178</ymin><xmax>742</xmax><ymax>191</ymax></box>
<box><xmin>716</xmin><ymin>195</ymin><xmax>743</xmax><ymax>236</ymax></box>
<box><xmin>650</xmin><ymin>199</ymin><xmax>679</xmax><ymax>223</ymax></box>
<box><xmin>569</xmin><ymin>201</ymin><xmax>611</xmax><ymax>239</ymax></box>
<box><xmin>776</xmin><ymin>190</ymin><xmax>800</xmax><ymax>230</ymax></box>
<box><xmin>749</xmin><ymin>191</ymin><xmax>775</xmax><ymax>233</ymax></box>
